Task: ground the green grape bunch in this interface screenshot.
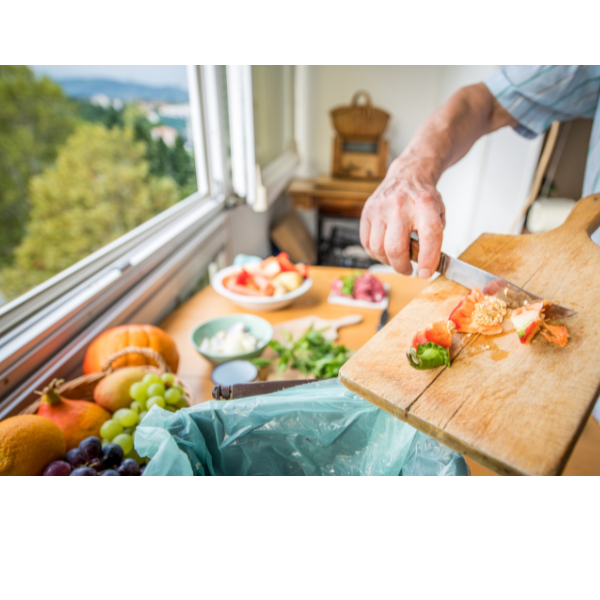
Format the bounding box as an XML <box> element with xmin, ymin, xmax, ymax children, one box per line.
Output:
<box><xmin>99</xmin><ymin>371</ymin><xmax>188</xmax><ymax>465</ymax></box>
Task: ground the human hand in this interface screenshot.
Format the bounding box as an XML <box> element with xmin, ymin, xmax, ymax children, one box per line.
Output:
<box><xmin>360</xmin><ymin>157</ymin><xmax>446</xmax><ymax>278</ymax></box>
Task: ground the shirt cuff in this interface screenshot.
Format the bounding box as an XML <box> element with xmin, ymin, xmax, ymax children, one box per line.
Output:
<box><xmin>484</xmin><ymin>68</ymin><xmax>556</xmax><ymax>140</ymax></box>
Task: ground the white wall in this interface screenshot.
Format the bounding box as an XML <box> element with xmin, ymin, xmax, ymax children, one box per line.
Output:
<box><xmin>226</xmin><ymin>194</ymin><xmax>291</xmax><ymax>261</ymax></box>
<box><xmin>295</xmin><ymin>65</ymin><xmax>544</xmax><ymax>257</ymax></box>
<box><xmin>295</xmin><ymin>65</ymin><xmax>444</xmax><ymax>177</ymax></box>
<box><xmin>436</xmin><ymin>66</ymin><xmax>543</xmax><ymax>256</ymax></box>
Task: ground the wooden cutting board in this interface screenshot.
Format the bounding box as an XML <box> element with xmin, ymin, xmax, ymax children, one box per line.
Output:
<box><xmin>271</xmin><ymin>314</ymin><xmax>362</xmax><ymax>342</ymax></box>
<box><xmin>265</xmin><ymin>314</ymin><xmax>362</xmax><ymax>381</ymax></box>
<box><xmin>339</xmin><ymin>194</ymin><xmax>600</xmax><ymax>476</ymax></box>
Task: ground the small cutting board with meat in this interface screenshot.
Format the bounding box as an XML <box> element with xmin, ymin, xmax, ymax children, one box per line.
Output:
<box><xmin>339</xmin><ymin>194</ymin><xmax>600</xmax><ymax>476</ymax></box>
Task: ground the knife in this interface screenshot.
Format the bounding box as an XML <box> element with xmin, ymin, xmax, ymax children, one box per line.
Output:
<box><xmin>409</xmin><ymin>233</ymin><xmax>575</xmax><ymax>319</ymax></box>
<box><xmin>377</xmin><ymin>308</ymin><xmax>389</xmax><ymax>331</ymax></box>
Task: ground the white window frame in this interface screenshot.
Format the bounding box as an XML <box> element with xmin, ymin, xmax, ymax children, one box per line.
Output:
<box><xmin>226</xmin><ymin>65</ymin><xmax>299</xmax><ymax>212</ymax></box>
<box><xmin>0</xmin><ymin>65</ymin><xmax>231</xmax><ymax>419</ymax></box>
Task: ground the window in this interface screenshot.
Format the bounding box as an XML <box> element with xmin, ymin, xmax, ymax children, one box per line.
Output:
<box><xmin>0</xmin><ymin>65</ymin><xmax>230</xmax><ymax>418</ymax></box>
<box><xmin>0</xmin><ymin>65</ymin><xmax>298</xmax><ymax>419</ymax></box>
<box><xmin>0</xmin><ymin>65</ymin><xmax>201</xmax><ymax>307</ymax></box>
<box><xmin>225</xmin><ymin>66</ymin><xmax>298</xmax><ymax>210</ymax></box>
<box><xmin>252</xmin><ymin>66</ymin><xmax>295</xmax><ymax>168</ymax></box>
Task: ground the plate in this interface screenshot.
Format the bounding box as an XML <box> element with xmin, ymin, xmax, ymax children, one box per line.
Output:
<box><xmin>327</xmin><ymin>283</ymin><xmax>390</xmax><ymax>310</ymax></box>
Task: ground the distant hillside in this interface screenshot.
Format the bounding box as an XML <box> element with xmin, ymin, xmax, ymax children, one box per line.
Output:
<box><xmin>57</xmin><ymin>78</ymin><xmax>188</xmax><ymax>103</ymax></box>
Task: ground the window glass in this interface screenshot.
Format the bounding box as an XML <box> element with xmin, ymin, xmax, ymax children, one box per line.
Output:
<box><xmin>0</xmin><ymin>65</ymin><xmax>198</xmax><ymax>305</ymax></box>
<box><xmin>251</xmin><ymin>66</ymin><xmax>294</xmax><ymax>168</ymax></box>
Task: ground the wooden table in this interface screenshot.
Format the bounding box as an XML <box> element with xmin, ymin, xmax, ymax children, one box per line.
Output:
<box><xmin>160</xmin><ymin>266</ymin><xmax>429</xmax><ymax>401</ymax></box>
<box><xmin>160</xmin><ymin>265</ymin><xmax>600</xmax><ymax>476</ymax></box>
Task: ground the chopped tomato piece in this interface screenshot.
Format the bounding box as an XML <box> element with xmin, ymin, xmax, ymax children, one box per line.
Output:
<box><xmin>223</xmin><ymin>274</ymin><xmax>263</xmax><ymax>296</ymax></box>
<box><xmin>412</xmin><ymin>330</ymin><xmax>429</xmax><ymax>350</ymax></box>
<box><xmin>426</xmin><ymin>321</ymin><xmax>454</xmax><ymax>348</ymax></box>
<box><xmin>236</xmin><ymin>269</ymin><xmax>251</xmax><ymax>285</ymax></box>
<box><xmin>412</xmin><ymin>320</ymin><xmax>453</xmax><ymax>350</ymax></box>
<box><xmin>276</xmin><ymin>252</ymin><xmax>297</xmax><ymax>272</ymax></box>
<box><xmin>540</xmin><ymin>322</ymin><xmax>569</xmax><ymax>347</ymax></box>
<box><xmin>510</xmin><ymin>301</ymin><xmax>544</xmax><ymax>344</ymax></box>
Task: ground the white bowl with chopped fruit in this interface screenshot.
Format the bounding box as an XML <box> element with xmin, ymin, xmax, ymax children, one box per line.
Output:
<box><xmin>211</xmin><ymin>254</ymin><xmax>312</xmax><ymax>311</ymax></box>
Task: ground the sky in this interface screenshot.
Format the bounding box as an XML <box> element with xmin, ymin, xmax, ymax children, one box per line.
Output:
<box><xmin>30</xmin><ymin>65</ymin><xmax>188</xmax><ymax>90</ymax></box>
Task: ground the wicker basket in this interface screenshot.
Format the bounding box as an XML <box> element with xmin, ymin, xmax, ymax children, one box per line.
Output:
<box><xmin>23</xmin><ymin>347</ymin><xmax>194</xmax><ymax>414</ymax></box>
<box><xmin>330</xmin><ymin>91</ymin><xmax>390</xmax><ymax>141</ymax></box>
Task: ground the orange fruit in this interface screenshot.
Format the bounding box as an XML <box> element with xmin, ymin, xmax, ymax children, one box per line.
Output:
<box><xmin>0</xmin><ymin>415</ymin><xmax>66</xmax><ymax>476</ymax></box>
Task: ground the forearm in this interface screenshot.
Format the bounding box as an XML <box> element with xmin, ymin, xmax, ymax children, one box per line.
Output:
<box><xmin>392</xmin><ymin>83</ymin><xmax>517</xmax><ymax>184</ymax></box>
<box><xmin>360</xmin><ymin>81</ymin><xmax>517</xmax><ymax>277</ymax></box>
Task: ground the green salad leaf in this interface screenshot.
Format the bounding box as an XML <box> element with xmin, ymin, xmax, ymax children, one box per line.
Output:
<box><xmin>340</xmin><ymin>270</ymin><xmax>363</xmax><ymax>296</ymax></box>
<box><xmin>265</xmin><ymin>325</ymin><xmax>352</xmax><ymax>379</ymax></box>
<box><xmin>406</xmin><ymin>342</ymin><xmax>451</xmax><ymax>370</ymax></box>
<box><xmin>250</xmin><ymin>357</ymin><xmax>273</xmax><ymax>368</ymax></box>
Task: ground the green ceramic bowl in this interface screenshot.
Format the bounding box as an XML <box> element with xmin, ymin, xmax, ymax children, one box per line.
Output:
<box><xmin>190</xmin><ymin>314</ymin><xmax>273</xmax><ymax>365</ymax></box>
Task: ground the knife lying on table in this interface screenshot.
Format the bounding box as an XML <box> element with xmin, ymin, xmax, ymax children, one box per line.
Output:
<box><xmin>409</xmin><ymin>233</ymin><xmax>576</xmax><ymax>319</ymax></box>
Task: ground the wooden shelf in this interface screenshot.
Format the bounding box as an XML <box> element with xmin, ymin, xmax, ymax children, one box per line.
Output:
<box><xmin>287</xmin><ymin>176</ymin><xmax>379</xmax><ymax>218</ymax></box>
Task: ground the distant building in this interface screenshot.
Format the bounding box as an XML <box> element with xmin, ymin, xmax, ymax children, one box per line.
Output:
<box><xmin>146</xmin><ymin>110</ymin><xmax>160</xmax><ymax>124</ymax></box>
<box><xmin>158</xmin><ymin>103</ymin><xmax>190</xmax><ymax>119</ymax></box>
<box><xmin>90</xmin><ymin>93</ymin><xmax>111</xmax><ymax>109</ymax></box>
<box><xmin>150</xmin><ymin>125</ymin><xmax>178</xmax><ymax>147</ymax></box>
<box><xmin>158</xmin><ymin>103</ymin><xmax>192</xmax><ymax>145</ymax></box>
<box><xmin>90</xmin><ymin>93</ymin><xmax>123</xmax><ymax>110</ymax></box>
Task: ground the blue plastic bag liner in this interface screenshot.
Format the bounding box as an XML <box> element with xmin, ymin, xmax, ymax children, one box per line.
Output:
<box><xmin>135</xmin><ymin>379</ymin><xmax>468</xmax><ymax>476</ymax></box>
<box><xmin>400</xmin><ymin>431</ymin><xmax>470</xmax><ymax>476</ymax></box>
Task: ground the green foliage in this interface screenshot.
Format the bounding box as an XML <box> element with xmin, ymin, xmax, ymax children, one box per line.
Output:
<box><xmin>0</xmin><ymin>66</ymin><xmax>76</xmax><ymax>268</ymax></box>
<box><xmin>79</xmin><ymin>100</ymin><xmax>196</xmax><ymax>199</ymax></box>
<box><xmin>0</xmin><ymin>124</ymin><xmax>178</xmax><ymax>299</ymax></box>
<box><xmin>74</xmin><ymin>98</ymin><xmax>124</xmax><ymax>129</ymax></box>
<box><xmin>267</xmin><ymin>326</ymin><xmax>353</xmax><ymax>379</ymax></box>
<box><xmin>0</xmin><ymin>67</ymin><xmax>196</xmax><ymax>302</ymax></box>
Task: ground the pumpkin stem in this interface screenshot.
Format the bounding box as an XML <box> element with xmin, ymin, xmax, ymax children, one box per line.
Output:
<box><xmin>40</xmin><ymin>379</ymin><xmax>65</xmax><ymax>406</ymax></box>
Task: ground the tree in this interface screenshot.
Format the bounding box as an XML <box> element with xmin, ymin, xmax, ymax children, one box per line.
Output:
<box><xmin>79</xmin><ymin>100</ymin><xmax>198</xmax><ymax>199</ymax></box>
<box><xmin>0</xmin><ymin>66</ymin><xmax>76</xmax><ymax>268</ymax></box>
<box><xmin>74</xmin><ymin>98</ymin><xmax>124</xmax><ymax>130</ymax></box>
<box><xmin>0</xmin><ymin>124</ymin><xmax>178</xmax><ymax>300</ymax></box>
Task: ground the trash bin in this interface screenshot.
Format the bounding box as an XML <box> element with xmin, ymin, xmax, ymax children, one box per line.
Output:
<box><xmin>135</xmin><ymin>379</ymin><xmax>469</xmax><ymax>476</ymax></box>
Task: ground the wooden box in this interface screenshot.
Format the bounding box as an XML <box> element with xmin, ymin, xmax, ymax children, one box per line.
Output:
<box><xmin>332</xmin><ymin>136</ymin><xmax>388</xmax><ymax>180</ymax></box>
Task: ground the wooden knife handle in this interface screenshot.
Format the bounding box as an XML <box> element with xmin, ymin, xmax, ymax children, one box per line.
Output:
<box><xmin>410</xmin><ymin>233</ymin><xmax>448</xmax><ymax>274</ymax></box>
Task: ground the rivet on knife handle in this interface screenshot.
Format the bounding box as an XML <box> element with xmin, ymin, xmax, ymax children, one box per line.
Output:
<box><xmin>410</xmin><ymin>233</ymin><xmax>447</xmax><ymax>274</ymax></box>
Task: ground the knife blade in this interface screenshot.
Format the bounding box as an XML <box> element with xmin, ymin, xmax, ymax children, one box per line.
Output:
<box><xmin>377</xmin><ymin>308</ymin><xmax>389</xmax><ymax>331</ymax></box>
<box><xmin>409</xmin><ymin>234</ymin><xmax>576</xmax><ymax>320</ymax></box>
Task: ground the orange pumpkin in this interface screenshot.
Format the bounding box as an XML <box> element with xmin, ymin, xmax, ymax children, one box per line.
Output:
<box><xmin>83</xmin><ymin>324</ymin><xmax>179</xmax><ymax>374</ymax></box>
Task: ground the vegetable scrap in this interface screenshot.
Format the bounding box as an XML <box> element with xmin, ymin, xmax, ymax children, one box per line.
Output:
<box><xmin>539</xmin><ymin>322</ymin><xmax>569</xmax><ymax>347</ymax></box>
<box><xmin>408</xmin><ymin>287</ymin><xmax>569</xmax><ymax>371</ymax></box>
<box><xmin>406</xmin><ymin>320</ymin><xmax>453</xmax><ymax>370</ymax></box>
<box><xmin>222</xmin><ymin>253</ymin><xmax>309</xmax><ymax>297</ymax></box>
<box><xmin>407</xmin><ymin>341</ymin><xmax>451</xmax><ymax>370</ymax></box>
<box><xmin>510</xmin><ymin>301</ymin><xmax>545</xmax><ymax>344</ymax></box>
<box><xmin>449</xmin><ymin>287</ymin><xmax>506</xmax><ymax>335</ymax></box>
<box><xmin>331</xmin><ymin>271</ymin><xmax>386</xmax><ymax>303</ymax></box>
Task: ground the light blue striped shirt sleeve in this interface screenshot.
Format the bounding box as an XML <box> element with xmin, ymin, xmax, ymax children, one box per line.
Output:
<box><xmin>485</xmin><ymin>65</ymin><xmax>600</xmax><ymax>195</ymax></box>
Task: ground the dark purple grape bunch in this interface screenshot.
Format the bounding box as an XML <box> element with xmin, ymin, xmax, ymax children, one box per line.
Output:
<box><xmin>43</xmin><ymin>436</ymin><xmax>143</xmax><ymax>476</ymax></box>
